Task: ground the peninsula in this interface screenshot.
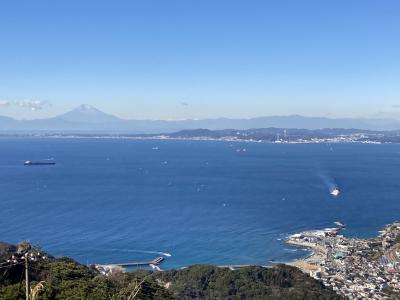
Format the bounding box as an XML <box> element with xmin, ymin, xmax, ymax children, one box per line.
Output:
<box><xmin>3</xmin><ymin>127</ymin><xmax>400</xmax><ymax>144</ymax></box>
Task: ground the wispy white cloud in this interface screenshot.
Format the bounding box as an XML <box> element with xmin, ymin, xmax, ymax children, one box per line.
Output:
<box><xmin>0</xmin><ymin>99</ymin><xmax>50</xmax><ymax>111</ymax></box>
<box><xmin>17</xmin><ymin>100</ymin><xmax>50</xmax><ymax>111</ymax></box>
<box><xmin>0</xmin><ymin>100</ymin><xmax>11</xmax><ymax>107</ymax></box>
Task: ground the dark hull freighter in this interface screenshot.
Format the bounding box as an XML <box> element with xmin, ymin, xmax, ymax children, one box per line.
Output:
<box><xmin>24</xmin><ymin>160</ymin><xmax>56</xmax><ymax>166</ymax></box>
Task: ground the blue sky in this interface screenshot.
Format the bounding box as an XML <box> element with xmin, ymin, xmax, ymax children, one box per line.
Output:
<box><xmin>0</xmin><ymin>0</ymin><xmax>399</xmax><ymax>120</ymax></box>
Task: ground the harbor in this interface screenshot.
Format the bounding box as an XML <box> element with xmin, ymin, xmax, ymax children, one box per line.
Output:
<box><xmin>94</xmin><ymin>256</ymin><xmax>165</xmax><ymax>275</ymax></box>
<box><xmin>286</xmin><ymin>222</ymin><xmax>400</xmax><ymax>299</ymax></box>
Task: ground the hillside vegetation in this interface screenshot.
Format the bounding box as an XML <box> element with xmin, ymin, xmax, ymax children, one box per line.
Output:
<box><xmin>0</xmin><ymin>242</ymin><xmax>342</xmax><ymax>300</ymax></box>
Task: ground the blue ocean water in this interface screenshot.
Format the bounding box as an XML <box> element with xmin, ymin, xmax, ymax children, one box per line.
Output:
<box><xmin>0</xmin><ymin>138</ymin><xmax>399</xmax><ymax>269</ymax></box>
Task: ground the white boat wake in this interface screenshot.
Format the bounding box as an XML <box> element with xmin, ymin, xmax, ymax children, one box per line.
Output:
<box><xmin>330</xmin><ymin>187</ymin><xmax>340</xmax><ymax>197</ymax></box>
<box><xmin>318</xmin><ymin>171</ymin><xmax>340</xmax><ymax>197</ymax></box>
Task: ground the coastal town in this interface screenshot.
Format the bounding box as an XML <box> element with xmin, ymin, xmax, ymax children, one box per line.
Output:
<box><xmin>287</xmin><ymin>222</ymin><xmax>400</xmax><ymax>299</ymax></box>
<box><xmin>4</xmin><ymin>127</ymin><xmax>400</xmax><ymax>144</ymax></box>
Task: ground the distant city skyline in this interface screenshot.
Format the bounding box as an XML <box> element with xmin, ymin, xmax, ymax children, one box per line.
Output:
<box><xmin>1</xmin><ymin>0</ymin><xmax>400</xmax><ymax>120</ymax></box>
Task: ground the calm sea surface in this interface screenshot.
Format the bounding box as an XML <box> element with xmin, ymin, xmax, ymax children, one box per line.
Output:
<box><xmin>0</xmin><ymin>138</ymin><xmax>399</xmax><ymax>268</ymax></box>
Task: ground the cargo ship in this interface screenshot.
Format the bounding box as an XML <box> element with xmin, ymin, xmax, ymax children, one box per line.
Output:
<box><xmin>24</xmin><ymin>160</ymin><xmax>56</xmax><ymax>166</ymax></box>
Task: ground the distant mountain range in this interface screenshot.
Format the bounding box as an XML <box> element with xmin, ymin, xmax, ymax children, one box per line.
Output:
<box><xmin>1</xmin><ymin>104</ymin><xmax>400</xmax><ymax>133</ymax></box>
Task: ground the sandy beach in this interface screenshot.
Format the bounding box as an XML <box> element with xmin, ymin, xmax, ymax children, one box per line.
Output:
<box><xmin>285</xmin><ymin>240</ymin><xmax>327</xmax><ymax>273</ymax></box>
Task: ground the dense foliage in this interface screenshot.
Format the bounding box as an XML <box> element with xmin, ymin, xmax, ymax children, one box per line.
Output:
<box><xmin>155</xmin><ymin>265</ymin><xmax>342</xmax><ymax>300</ymax></box>
<box><xmin>0</xmin><ymin>242</ymin><xmax>343</xmax><ymax>300</ymax></box>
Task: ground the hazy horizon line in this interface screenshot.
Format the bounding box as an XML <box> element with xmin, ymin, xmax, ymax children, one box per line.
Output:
<box><xmin>1</xmin><ymin>103</ymin><xmax>400</xmax><ymax>122</ymax></box>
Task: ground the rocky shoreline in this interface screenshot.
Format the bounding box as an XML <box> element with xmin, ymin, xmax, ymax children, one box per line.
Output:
<box><xmin>286</xmin><ymin>222</ymin><xmax>400</xmax><ymax>299</ymax></box>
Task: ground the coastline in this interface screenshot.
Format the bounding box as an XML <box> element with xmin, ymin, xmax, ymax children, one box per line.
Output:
<box><xmin>285</xmin><ymin>234</ymin><xmax>329</xmax><ymax>273</ymax></box>
<box><xmin>286</xmin><ymin>247</ymin><xmax>325</xmax><ymax>273</ymax></box>
<box><xmin>284</xmin><ymin>222</ymin><xmax>400</xmax><ymax>299</ymax></box>
<box><xmin>0</xmin><ymin>133</ymin><xmax>386</xmax><ymax>144</ymax></box>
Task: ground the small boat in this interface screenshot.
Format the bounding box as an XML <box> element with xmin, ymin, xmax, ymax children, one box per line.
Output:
<box><xmin>24</xmin><ymin>160</ymin><xmax>55</xmax><ymax>166</ymax></box>
<box><xmin>330</xmin><ymin>188</ymin><xmax>340</xmax><ymax>197</ymax></box>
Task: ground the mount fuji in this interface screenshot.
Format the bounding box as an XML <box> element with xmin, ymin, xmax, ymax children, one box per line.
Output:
<box><xmin>57</xmin><ymin>104</ymin><xmax>122</xmax><ymax>124</ymax></box>
<box><xmin>0</xmin><ymin>104</ymin><xmax>400</xmax><ymax>133</ymax></box>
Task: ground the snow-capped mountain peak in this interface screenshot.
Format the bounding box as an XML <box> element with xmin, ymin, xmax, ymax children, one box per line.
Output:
<box><xmin>57</xmin><ymin>104</ymin><xmax>122</xmax><ymax>123</ymax></box>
